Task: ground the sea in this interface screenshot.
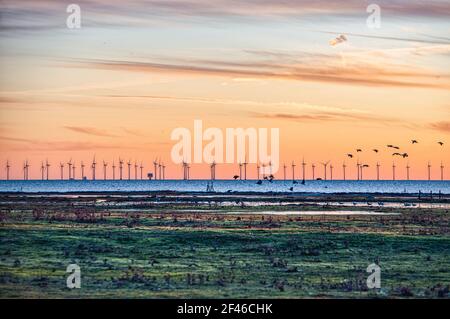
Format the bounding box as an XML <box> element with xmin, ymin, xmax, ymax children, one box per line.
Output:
<box><xmin>0</xmin><ymin>180</ymin><xmax>449</xmax><ymax>194</ymax></box>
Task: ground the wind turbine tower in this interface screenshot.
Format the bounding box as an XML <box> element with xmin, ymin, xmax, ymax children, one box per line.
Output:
<box><xmin>112</xmin><ymin>161</ymin><xmax>116</xmax><ymax>180</ymax></box>
<box><xmin>40</xmin><ymin>161</ymin><xmax>45</xmax><ymax>180</ymax></box>
<box><xmin>392</xmin><ymin>162</ymin><xmax>396</xmax><ymax>181</ymax></box>
<box><xmin>92</xmin><ymin>156</ymin><xmax>97</xmax><ymax>180</ymax></box>
<box><xmin>343</xmin><ymin>162</ymin><xmax>346</xmax><ymax>181</ymax></box>
<box><xmin>60</xmin><ymin>162</ymin><xmax>64</xmax><ymax>180</ymax></box>
<box><xmin>302</xmin><ymin>158</ymin><xmax>306</xmax><ymax>183</ymax></box>
<box><xmin>291</xmin><ymin>161</ymin><xmax>296</xmax><ymax>182</ymax></box>
<box><xmin>45</xmin><ymin>159</ymin><xmax>50</xmax><ymax>180</ymax></box>
<box><xmin>6</xmin><ymin>160</ymin><xmax>10</xmax><ymax>181</ymax></box>
<box><xmin>103</xmin><ymin>160</ymin><xmax>108</xmax><ymax>180</ymax></box>
<box><xmin>406</xmin><ymin>163</ymin><xmax>410</xmax><ymax>181</ymax></box>
<box><xmin>428</xmin><ymin>161</ymin><xmax>431</xmax><ymax>181</ymax></box>
<box><xmin>376</xmin><ymin>162</ymin><xmax>380</xmax><ymax>181</ymax></box>
<box><xmin>119</xmin><ymin>158</ymin><xmax>124</xmax><ymax>180</ymax></box>
<box><xmin>441</xmin><ymin>161</ymin><xmax>444</xmax><ymax>181</ymax></box>
<box><xmin>81</xmin><ymin>161</ymin><xmax>85</xmax><ymax>180</ymax></box>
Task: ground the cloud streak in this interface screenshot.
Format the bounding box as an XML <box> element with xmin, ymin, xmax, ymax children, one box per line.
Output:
<box><xmin>66</xmin><ymin>55</ymin><xmax>450</xmax><ymax>89</ymax></box>
<box><xmin>64</xmin><ymin>126</ymin><xmax>118</xmax><ymax>137</ymax></box>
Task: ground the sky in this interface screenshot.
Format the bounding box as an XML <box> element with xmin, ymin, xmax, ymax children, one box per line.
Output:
<box><xmin>0</xmin><ymin>0</ymin><xmax>449</xmax><ymax>180</ymax></box>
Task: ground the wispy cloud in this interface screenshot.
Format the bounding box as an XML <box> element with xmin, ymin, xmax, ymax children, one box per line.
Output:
<box><xmin>66</xmin><ymin>54</ymin><xmax>450</xmax><ymax>89</ymax></box>
<box><xmin>64</xmin><ymin>126</ymin><xmax>118</xmax><ymax>137</ymax></box>
<box><xmin>429</xmin><ymin>121</ymin><xmax>450</xmax><ymax>133</ymax></box>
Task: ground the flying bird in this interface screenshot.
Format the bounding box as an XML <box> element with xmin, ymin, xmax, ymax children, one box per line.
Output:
<box><xmin>347</xmin><ymin>154</ymin><xmax>353</xmax><ymax>158</ymax></box>
<box><xmin>233</xmin><ymin>175</ymin><xmax>239</xmax><ymax>180</ymax></box>
<box><xmin>356</xmin><ymin>149</ymin><xmax>362</xmax><ymax>152</ymax></box>
<box><xmin>373</xmin><ymin>149</ymin><xmax>379</xmax><ymax>153</ymax></box>
<box><xmin>402</xmin><ymin>153</ymin><xmax>409</xmax><ymax>158</ymax></box>
<box><xmin>392</xmin><ymin>152</ymin><xmax>401</xmax><ymax>156</ymax></box>
<box><xmin>392</xmin><ymin>146</ymin><xmax>400</xmax><ymax>149</ymax></box>
<box><xmin>387</xmin><ymin>145</ymin><xmax>393</xmax><ymax>148</ymax></box>
<box><xmin>411</xmin><ymin>140</ymin><xmax>418</xmax><ymax>144</ymax></box>
<box><xmin>438</xmin><ymin>141</ymin><xmax>444</xmax><ymax>146</ymax></box>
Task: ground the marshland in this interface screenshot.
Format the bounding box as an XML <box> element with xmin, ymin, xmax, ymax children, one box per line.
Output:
<box><xmin>0</xmin><ymin>191</ymin><xmax>449</xmax><ymax>298</ymax></box>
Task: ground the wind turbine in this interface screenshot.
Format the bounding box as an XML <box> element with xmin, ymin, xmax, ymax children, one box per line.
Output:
<box><xmin>238</xmin><ymin>161</ymin><xmax>243</xmax><ymax>180</ymax></box>
<box><xmin>356</xmin><ymin>159</ymin><xmax>360</xmax><ymax>181</ymax></box>
<box><xmin>256</xmin><ymin>163</ymin><xmax>260</xmax><ymax>180</ymax></box>
<box><xmin>134</xmin><ymin>161</ymin><xmax>138</xmax><ymax>180</ymax></box>
<box><xmin>23</xmin><ymin>161</ymin><xmax>27</xmax><ymax>180</ymax></box>
<box><xmin>126</xmin><ymin>159</ymin><xmax>131</xmax><ymax>180</ymax></box>
<box><xmin>162</xmin><ymin>163</ymin><xmax>166</xmax><ymax>180</ymax></box>
<box><xmin>81</xmin><ymin>161</ymin><xmax>85</xmax><ymax>180</ymax></box>
<box><xmin>243</xmin><ymin>156</ymin><xmax>248</xmax><ymax>180</ymax></box>
<box><xmin>25</xmin><ymin>160</ymin><xmax>29</xmax><ymax>180</ymax></box>
<box><xmin>119</xmin><ymin>158</ymin><xmax>124</xmax><ymax>180</ymax></box>
<box><xmin>112</xmin><ymin>160</ymin><xmax>116</xmax><ymax>180</ymax></box>
<box><xmin>40</xmin><ymin>161</ymin><xmax>45</xmax><ymax>180</ymax></box>
<box><xmin>158</xmin><ymin>159</ymin><xmax>162</xmax><ymax>180</ymax></box>
<box><xmin>153</xmin><ymin>159</ymin><xmax>158</xmax><ymax>180</ymax></box>
<box><xmin>330</xmin><ymin>163</ymin><xmax>334</xmax><ymax>181</ymax></box>
<box><xmin>406</xmin><ymin>162</ymin><xmax>410</xmax><ymax>181</ymax></box>
<box><xmin>428</xmin><ymin>161</ymin><xmax>431</xmax><ymax>181</ymax></box>
<box><xmin>45</xmin><ymin>159</ymin><xmax>50</xmax><ymax>180</ymax></box>
<box><xmin>6</xmin><ymin>160</ymin><xmax>10</xmax><ymax>181</ymax></box>
<box><xmin>60</xmin><ymin>162</ymin><xmax>64</xmax><ymax>180</ymax></box>
<box><xmin>183</xmin><ymin>161</ymin><xmax>187</xmax><ymax>180</ymax></box>
<box><xmin>376</xmin><ymin>162</ymin><xmax>380</xmax><ymax>181</ymax></box>
<box><xmin>140</xmin><ymin>162</ymin><xmax>143</xmax><ymax>180</ymax></box>
<box><xmin>92</xmin><ymin>156</ymin><xmax>97</xmax><ymax>180</ymax></box>
<box><xmin>311</xmin><ymin>163</ymin><xmax>315</xmax><ymax>180</ymax></box>
<box><xmin>440</xmin><ymin>161</ymin><xmax>444</xmax><ymax>181</ymax></box>
<box><xmin>392</xmin><ymin>162</ymin><xmax>396</xmax><ymax>181</ymax></box>
<box><xmin>103</xmin><ymin>160</ymin><xmax>108</xmax><ymax>180</ymax></box>
<box><xmin>210</xmin><ymin>161</ymin><xmax>216</xmax><ymax>180</ymax></box>
<box><xmin>342</xmin><ymin>162</ymin><xmax>346</xmax><ymax>181</ymax></box>
<box><xmin>302</xmin><ymin>158</ymin><xmax>306</xmax><ymax>183</ymax></box>
<box><xmin>283</xmin><ymin>163</ymin><xmax>287</xmax><ymax>181</ymax></box>
<box><xmin>72</xmin><ymin>162</ymin><xmax>76</xmax><ymax>180</ymax></box>
<box><xmin>186</xmin><ymin>162</ymin><xmax>191</xmax><ymax>180</ymax></box>
<box><xmin>291</xmin><ymin>161</ymin><xmax>296</xmax><ymax>182</ymax></box>
<box><xmin>321</xmin><ymin>161</ymin><xmax>330</xmax><ymax>180</ymax></box>
<box><xmin>67</xmin><ymin>159</ymin><xmax>72</xmax><ymax>180</ymax></box>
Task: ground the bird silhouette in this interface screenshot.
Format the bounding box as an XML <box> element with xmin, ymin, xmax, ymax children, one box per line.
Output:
<box><xmin>392</xmin><ymin>146</ymin><xmax>400</xmax><ymax>149</ymax></box>
<box><xmin>402</xmin><ymin>153</ymin><xmax>409</xmax><ymax>158</ymax></box>
<box><xmin>347</xmin><ymin>154</ymin><xmax>353</xmax><ymax>158</ymax></box>
<box><xmin>387</xmin><ymin>144</ymin><xmax>393</xmax><ymax>148</ymax></box>
<box><xmin>438</xmin><ymin>141</ymin><xmax>444</xmax><ymax>146</ymax></box>
<box><xmin>373</xmin><ymin>149</ymin><xmax>379</xmax><ymax>153</ymax></box>
<box><xmin>233</xmin><ymin>175</ymin><xmax>239</xmax><ymax>180</ymax></box>
<box><xmin>392</xmin><ymin>152</ymin><xmax>401</xmax><ymax>156</ymax></box>
<box><xmin>411</xmin><ymin>140</ymin><xmax>418</xmax><ymax>144</ymax></box>
<box><xmin>356</xmin><ymin>149</ymin><xmax>362</xmax><ymax>152</ymax></box>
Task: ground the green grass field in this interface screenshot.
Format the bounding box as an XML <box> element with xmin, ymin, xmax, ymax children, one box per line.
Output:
<box><xmin>1</xmin><ymin>202</ymin><xmax>449</xmax><ymax>298</ymax></box>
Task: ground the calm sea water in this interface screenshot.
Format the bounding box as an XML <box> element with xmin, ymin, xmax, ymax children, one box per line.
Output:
<box><xmin>0</xmin><ymin>180</ymin><xmax>449</xmax><ymax>194</ymax></box>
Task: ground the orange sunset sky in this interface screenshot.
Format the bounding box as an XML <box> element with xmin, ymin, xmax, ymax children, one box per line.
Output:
<box><xmin>0</xmin><ymin>0</ymin><xmax>449</xmax><ymax>180</ymax></box>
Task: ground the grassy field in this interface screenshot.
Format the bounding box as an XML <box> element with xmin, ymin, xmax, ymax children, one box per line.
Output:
<box><xmin>0</xmin><ymin>194</ymin><xmax>449</xmax><ymax>298</ymax></box>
